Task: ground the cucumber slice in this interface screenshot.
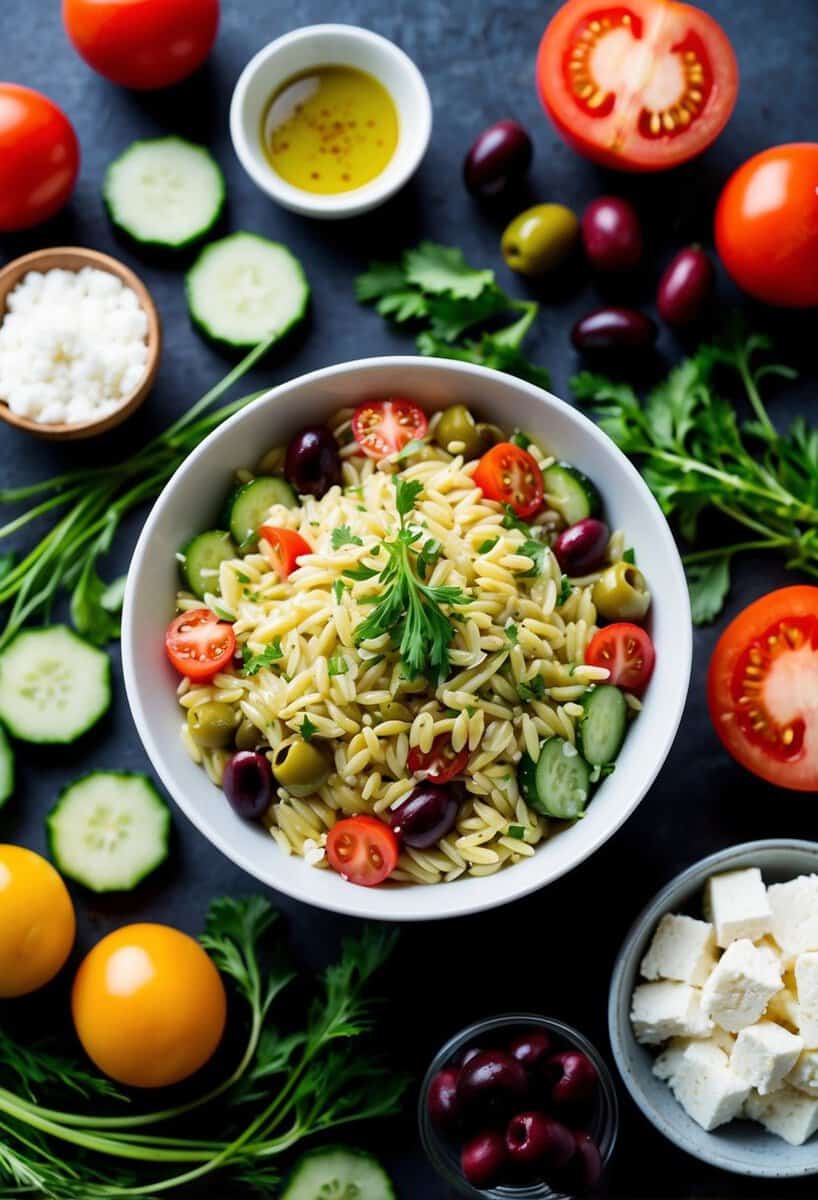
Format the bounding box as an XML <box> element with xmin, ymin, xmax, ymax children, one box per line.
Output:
<box><xmin>186</xmin><ymin>232</ymin><xmax>310</xmax><ymax>349</ymax></box>
<box><xmin>228</xmin><ymin>477</ymin><xmax>297</xmax><ymax>547</ymax></box>
<box><xmin>47</xmin><ymin>772</ymin><xmax>170</xmax><ymax>893</ymax></box>
<box><xmin>532</xmin><ymin>738</ymin><xmax>592</xmax><ymax>820</ymax></box>
<box><xmin>0</xmin><ymin>725</ymin><xmax>14</xmax><ymax>807</ymax></box>
<box><xmin>180</xmin><ymin>530</ymin><xmax>237</xmax><ymax>600</ymax></box>
<box><xmin>104</xmin><ymin>137</ymin><xmax>225</xmax><ymax>250</ymax></box>
<box><xmin>579</xmin><ymin>684</ymin><xmax>627</xmax><ymax>766</ymax></box>
<box><xmin>0</xmin><ymin>626</ymin><xmax>110</xmax><ymax>744</ymax></box>
<box><xmin>543</xmin><ymin>462</ymin><xmax>601</xmax><ymax>525</ymax></box>
<box><xmin>282</xmin><ymin>1146</ymin><xmax>395</xmax><ymax>1200</ymax></box>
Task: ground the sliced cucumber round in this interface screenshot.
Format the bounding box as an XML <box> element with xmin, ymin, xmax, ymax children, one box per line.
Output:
<box><xmin>104</xmin><ymin>137</ymin><xmax>225</xmax><ymax>250</ymax></box>
<box><xmin>186</xmin><ymin>232</ymin><xmax>310</xmax><ymax>349</ymax></box>
<box><xmin>48</xmin><ymin>772</ymin><xmax>171</xmax><ymax>893</ymax></box>
<box><xmin>579</xmin><ymin>684</ymin><xmax>627</xmax><ymax>766</ymax></box>
<box><xmin>532</xmin><ymin>737</ymin><xmax>592</xmax><ymax>820</ymax></box>
<box><xmin>0</xmin><ymin>725</ymin><xmax>14</xmax><ymax>807</ymax></box>
<box><xmin>180</xmin><ymin>530</ymin><xmax>237</xmax><ymax>600</ymax></box>
<box><xmin>281</xmin><ymin>1146</ymin><xmax>395</xmax><ymax>1200</ymax></box>
<box><xmin>228</xmin><ymin>477</ymin><xmax>297</xmax><ymax>547</ymax></box>
<box><xmin>543</xmin><ymin>462</ymin><xmax>601</xmax><ymax>526</ymax></box>
<box><xmin>0</xmin><ymin>626</ymin><xmax>110</xmax><ymax>744</ymax></box>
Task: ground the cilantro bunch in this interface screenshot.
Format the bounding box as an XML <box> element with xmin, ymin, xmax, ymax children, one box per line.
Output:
<box><xmin>355</xmin><ymin>241</ymin><xmax>550</xmax><ymax>388</ymax></box>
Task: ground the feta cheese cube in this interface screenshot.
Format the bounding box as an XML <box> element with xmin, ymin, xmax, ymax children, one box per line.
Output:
<box><xmin>788</xmin><ymin>1049</ymin><xmax>818</xmax><ymax>1097</ymax></box>
<box><xmin>768</xmin><ymin>875</ymin><xmax>818</xmax><ymax>958</ymax></box>
<box><xmin>731</xmin><ymin>1021</ymin><xmax>803</xmax><ymax>1094</ymax></box>
<box><xmin>704</xmin><ymin>868</ymin><xmax>772</xmax><ymax>947</ymax></box>
<box><xmin>631</xmin><ymin>981</ymin><xmax>712</xmax><ymax>1045</ymax></box>
<box><xmin>795</xmin><ymin>951</ymin><xmax>818</xmax><ymax>1046</ymax></box>
<box><xmin>653</xmin><ymin>1037</ymin><xmax>691</xmax><ymax>1082</ymax></box>
<box><xmin>745</xmin><ymin>1084</ymin><xmax>818</xmax><ymax>1145</ymax></box>
<box><xmin>767</xmin><ymin>985</ymin><xmax>800</xmax><ymax>1033</ymax></box>
<box><xmin>701</xmin><ymin>939</ymin><xmax>782</xmax><ymax>1032</ymax></box>
<box><xmin>640</xmin><ymin>913</ymin><xmax>717</xmax><ymax>986</ymax></box>
<box><xmin>665</xmin><ymin>1040</ymin><xmax>750</xmax><ymax>1131</ymax></box>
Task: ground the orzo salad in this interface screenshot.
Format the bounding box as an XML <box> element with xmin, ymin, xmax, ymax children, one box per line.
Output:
<box><xmin>165</xmin><ymin>397</ymin><xmax>656</xmax><ymax>887</ymax></box>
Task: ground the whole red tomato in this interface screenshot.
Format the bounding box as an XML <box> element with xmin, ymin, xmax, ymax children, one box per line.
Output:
<box><xmin>62</xmin><ymin>0</ymin><xmax>220</xmax><ymax>91</ymax></box>
<box><xmin>0</xmin><ymin>84</ymin><xmax>79</xmax><ymax>232</ymax></box>
<box><xmin>715</xmin><ymin>143</ymin><xmax>818</xmax><ymax>308</ymax></box>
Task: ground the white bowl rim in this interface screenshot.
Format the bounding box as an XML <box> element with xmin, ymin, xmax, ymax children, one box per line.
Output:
<box><xmin>608</xmin><ymin>837</ymin><xmax>818</xmax><ymax>1178</ymax></box>
<box><xmin>228</xmin><ymin>23</ymin><xmax>433</xmax><ymax>219</ymax></box>
<box><xmin>122</xmin><ymin>355</ymin><xmax>692</xmax><ymax>922</ymax></box>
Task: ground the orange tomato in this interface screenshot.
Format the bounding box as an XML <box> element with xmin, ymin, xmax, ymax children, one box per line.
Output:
<box><xmin>72</xmin><ymin>923</ymin><xmax>227</xmax><ymax>1088</ymax></box>
<box><xmin>0</xmin><ymin>844</ymin><xmax>76</xmax><ymax>997</ymax></box>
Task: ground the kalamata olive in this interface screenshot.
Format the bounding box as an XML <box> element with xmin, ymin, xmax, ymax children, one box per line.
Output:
<box><xmin>458</xmin><ymin>1046</ymin><xmax>483</xmax><ymax>1068</ymax></box>
<box><xmin>552</xmin><ymin>1131</ymin><xmax>603</xmax><ymax>1195</ymax></box>
<box><xmin>509</xmin><ymin>1030</ymin><xmax>552</xmax><ymax>1071</ymax></box>
<box><xmin>389</xmin><ymin>784</ymin><xmax>458</xmax><ymax>849</ymax></box>
<box><xmin>553</xmin><ymin>518</ymin><xmax>609</xmax><ymax>576</ymax></box>
<box><xmin>457</xmin><ymin>1050</ymin><xmax>528</xmax><ymax>1118</ymax></box>
<box><xmin>284</xmin><ymin>425</ymin><xmax>341</xmax><ymax>498</ymax></box>
<box><xmin>657</xmin><ymin>245</ymin><xmax>715</xmax><ymax>326</ymax></box>
<box><xmin>581</xmin><ymin>196</ymin><xmax>643</xmax><ymax>271</ymax></box>
<box><xmin>222</xmin><ymin>751</ymin><xmax>273</xmax><ymax>820</ymax></box>
<box><xmin>571</xmin><ymin>307</ymin><xmax>656</xmax><ymax>352</ymax></box>
<box><xmin>464</xmin><ymin>120</ymin><xmax>533</xmax><ymax>197</ymax></box>
<box><xmin>428</xmin><ymin>1067</ymin><xmax>461</xmax><ymax>1132</ymax></box>
<box><xmin>461</xmin><ymin>1129</ymin><xmax>507</xmax><ymax>1188</ymax></box>
<box><xmin>545</xmin><ymin>1051</ymin><xmax>598</xmax><ymax>1108</ymax></box>
<box><xmin>506</xmin><ymin>1112</ymin><xmax>575</xmax><ymax>1171</ymax></box>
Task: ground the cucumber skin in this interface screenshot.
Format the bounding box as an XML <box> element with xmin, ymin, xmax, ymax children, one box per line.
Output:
<box><xmin>281</xmin><ymin>1145</ymin><xmax>395</xmax><ymax>1200</ymax></box>
<box><xmin>543</xmin><ymin>463</ymin><xmax>601</xmax><ymax>524</ymax></box>
<box><xmin>47</xmin><ymin>771</ymin><xmax>171</xmax><ymax>894</ymax></box>
<box><xmin>181</xmin><ymin>530</ymin><xmax>237</xmax><ymax>600</ymax></box>
<box><xmin>579</xmin><ymin>685</ymin><xmax>627</xmax><ymax>766</ymax></box>
<box><xmin>227</xmin><ymin>477</ymin><xmax>298</xmax><ymax>547</ymax></box>
<box><xmin>532</xmin><ymin>738</ymin><xmax>592</xmax><ymax>820</ymax></box>
<box><xmin>0</xmin><ymin>724</ymin><xmax>14</xmax><ymax>807</ymax></box>
<box><xmin>103</xmin><ymin>137</ymin><xmax>226</xmax><ymax>252</ymax></box>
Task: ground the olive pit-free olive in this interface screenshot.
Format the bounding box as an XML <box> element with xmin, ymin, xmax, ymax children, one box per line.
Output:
<box><xmin>593</xmin><ymin>561</ymin><xmax>651</xmax><ymax>621</ymax></box>
<box><xmin>501</xmin><ymin>204</ymin><xmax>580</xmax><ymax>276</ymax></box>
<box><xmin>271</xmin><ymin>737</ymin><xmax>330</xmax><ymax>795</ymax></box>
<box><xmin>187</xmin><ymin>702</ymin><xmax>237</xmax><ymax>749</ymax></box>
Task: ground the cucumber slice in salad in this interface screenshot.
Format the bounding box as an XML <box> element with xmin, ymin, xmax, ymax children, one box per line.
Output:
<box><xmin>532</xmin><ymin>738</ymin><xmax>592</xmax><ymax>820</ymax></box>
<box><xmin>578</xmin><ymin>684</ymin><xmax>627</xmax><ymax>766</ymax></box>
<box><xmin>0</xmin><ymin>725</ymin><xmax>14</xmax><ymax>807</ymax></box>
<box><xmin>104</xmin><ymin>137</ymin><xmax>225</xmax><ymax>250</ymax></box>
<box><xmin>0</xmin><ymin>626</ymin><xmax>110</xmax><ymax>744</ymax></box>
<box><xmin>180</xmin><ymin>530</ymin><xmax>237</xmax><ymax>600</ymax></box>
<box><xmin>48</xmin><ymin>772</ymin><xmax>171</xmax><ymax>893</ymax></box>
<box><xmin>227</xmin><ymin>476</ymin><xmax>297</xmax><ymax>547</ymax></box>
<box><xmin>542</xmin><ymin>462</ymin><xmax>601</xmax><ymax>526</ymax></box>
<box><xmin>186</xmin><ymin>232</ymin><xmax>310</xmax><ymax>349</ymax></box>
<box><xmin>281</xmin><ymin>1146</ymin><xmax>395</xmax><ymax>1200</ymax></box>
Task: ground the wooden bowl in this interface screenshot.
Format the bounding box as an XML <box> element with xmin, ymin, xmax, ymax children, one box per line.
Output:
<box><xmin>0</xmin><ymin>247</ymin><xmax>161</xmax><ymax>441</ymax></box>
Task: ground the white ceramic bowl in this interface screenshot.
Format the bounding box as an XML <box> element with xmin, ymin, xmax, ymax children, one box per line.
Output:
<box><xmin>229</xmin><ymin>24</ymin><xmax>432</xmax><ymax>219</ymax></box>
<box><xmin>609</xmin><ymin>839</ymin><xmax>818</xmax><ymax>1178</ymax></box>
<box><xmin>122</xmin><ymin>357</ymin><xmax>691</xmax><ymax>921</ymax></box>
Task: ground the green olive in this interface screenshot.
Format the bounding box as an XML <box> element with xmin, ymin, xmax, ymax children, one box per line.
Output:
<box><xmin>475</xmin><ymin>422</ymin><xmax>504</xmax><ymax>449</ymax></box>
<box><xmin>593</xmin><ymin>561</ymin><xmax>652</xmax><ymax>621</ymax></box>
<box><xmin>501</xmin><ymin>204</ymin><xmax>580</xmax><ymax>277</ymax></box>
<box><xmin>187</xmin><ymin>702</ymin><xmax>237</xmax><ymax>749</ymax></box>
<box><xmin>235</xmin><ymin>718</ymin><xmax>264</xmax><ymax>752</ymax></box>
<box><xmin>435</xmin><ymin>405</ymin><xmax>482</xmax><ymax>457</ymax></box>
<box><xmin>377</xmin><ymin>701</ymin><xmax>413</xmax><ymax>723</ymax></box>
<box><xmin>271</xmin><ymin>738</ymin><xmax>330</xmax><ymax>796</ymax></box>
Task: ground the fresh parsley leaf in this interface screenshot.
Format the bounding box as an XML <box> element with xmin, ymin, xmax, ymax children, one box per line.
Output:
<box><xmin>416</xmin><ymin>537</ymin><xmax>442</xmax><ymax>580</ymax></box>
<box><xmin>395</xmin><ymin>476</ymin><xmax>425</xmax><ymax>517</ymax></box>
<box><xmin>327</xmin><ymin>655</ymin><xmax>349</xmax><ymax>676</ymax></box>
<box><xmin>518</xmin><ymin>675</ymin><xmax>546</xmax><ymax>702</ymax></box>
<box><xmin>404</xmin><ymin>241</ymin><xmax>494</xmax><ymax>300</ymax></box>
<box><xmin>519</xmin><ymin>538</ymin><xmax>548</xmax><ymax>577</ymax></box>
<box><xmin>507</xmin><ymin>824</ymin><xmax>526</xmax><ymax>840</ymax></box>
<box><xmin>333</xmin><ymin>579</ymin><xmax>347</xmax><ymax>603</ymax></box>
<box><xmin>70</xmin><ymin>560</ymin><xmax>123</xmax><ymax>645</ymax></box>
<box><xmin>623</xmin><ymin>547</ymin><xmax>636</xmax><ymax>565</ymax></box>
<box><xmin>502</xmin><ymin>505</ymin><xmax>533</xmax><ymax>535</ymax></box>
<box><xmin>236</xmin><ymin>571</ymin><xmax>251</xmax><ymax>584</ymax></box>
<box><xmin>511</xmin><ymin>429</ymin><xmax>531</xmax><ymax>449</ymax></box>
<box><xmin>331</xmin><ymin>525</ymin><xmax>363</xmax><ymax>549</ymax></box>
<box><xmin>355</xmin><ymin>259</ymin><xmax>408</xmax><ymax>302</ymax></box>
<box><xmin>343</xmin><ymin>564</ymin><xmax>379</xmax><ymax>581</ymax></box>
<box><xmin>425</xmin><ymin>286</ymin><xmax>512</xmax><ymax>342</ymax></box>
<box><xmin>299</xmin><ymin>715</ymin><xmax>318</xmax><ymax>741</ymax></box>
<box><xmin>558</xmin><ymin>575</ymin><xmax>573</xmax><ymax>606</ymax></box>
<box><xmin>242</xmin><ymin>638</ymin><xmax>283</xmax><ymax>675</ymax></box>
<box><xmin>478</xmin><ymin>538</ymin><xmax>498</xmax><ymax>554</ymax></box>
<box><xmin>686</xmin><ymin>556</ymin><xmax>732</xmax><ymax>625</ymax></box>
<box><xmin>506</xmin><ymin>623</ymin><xmax>518</xmax><ymax>643</ymax></box>
<box><xmin>376</xmin><ymin>290</ymin><xmax>428</xmax><ymax>322</ymax></box>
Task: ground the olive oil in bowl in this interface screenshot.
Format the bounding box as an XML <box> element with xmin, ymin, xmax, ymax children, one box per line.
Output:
<box><xmin>261</xmin><ymin>65</ymin><xmax>399</xmax><ymax>195</ymax></box>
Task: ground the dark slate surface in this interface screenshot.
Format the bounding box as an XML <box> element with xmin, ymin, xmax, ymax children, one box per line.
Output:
<box><xmin>1</xmin><ymin>1</ymin><xmax>817</xmax><ymax>1196</ymax></box>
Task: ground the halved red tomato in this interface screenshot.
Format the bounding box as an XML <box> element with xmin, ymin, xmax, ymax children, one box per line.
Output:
<box><xmin>536</xmin><ymin>0</ymin><xmax>739</xmax><ymax>172</ymax></box>
<box><xmin>351</xmin><ymin>399</ymin><xmax>428</xmax><ymax>460</ymax></box>
<box><xmin>585</xmin><ymin>622</ymin><xmax>655</xmax><ymax>692</ymax></box>
<box><xmin>326</xmin><ymin>815</ymin><xmax>399</xmax><ymax>886</ymax></box>
<box><xmin>165</xmin><ymin>609</ymin><xmax>235</xmax><ymax>682</ymax></box>
<box><xmin>258</xmin><ymin>527</ymin><xmax>311</xmax><ymax>579</ymax></box>
<box><xmin>473</xmin><ymin>443</ymin><xmax>544</xmax><ymax>519</ymax></box>
<box><xmin>407</xmin><ymin>735</ymin><xmax>469</xmax><ymax>783</ymax></box>
<box><xmin>708</xmin><ymin>587</ymin><xmax>818</xmax><ymax>792</ymax></box>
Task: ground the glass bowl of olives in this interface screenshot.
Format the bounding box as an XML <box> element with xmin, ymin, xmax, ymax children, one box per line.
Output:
<box><xmin>419</xmin><ymin>1014</ymin><xmax>618</xmax><ymax>1198</ymax></box>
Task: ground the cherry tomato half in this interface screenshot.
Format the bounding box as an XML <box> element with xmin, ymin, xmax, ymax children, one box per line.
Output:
<box><xmin>715</xmin><ymin>143</ymin><xmax>818</xmax><ymax>308</ymax></box>
<box><xmin>0</xmin><ymin>84</ymin><xmax>79</xmax><ymax>232</ymax></box>
<box><xmin>707</xmin><ymin>586</ymin><xmax>818</xmax><ymax>792</ymax></box>
<box><xmin>165</xmin><ymin>608</ymin><xmax>235</xmax><ymax>682</ymax></box>
<box><xmin>351</xmin><ymin>398</ymin><xmax>428</xmax><ymax>460</ymax></box>
<box><xmin>473</xmin><ymin>443</ymin><xmax>544</xmax><ymax>519</ymax></box>
<box><xmin>62</xmin><ymin>0</ymin><xmax>220</xmax><ymax>91</ymax></box>
<box><xmin>407</xmin><ymin>734</ymin><xmax>470</xmax><ymax>783</ymax></box>
<box><xmin>536</xmin><ymin>0</ymin><xmax>738</xmax><ymax>172</ymax></box>
<box><xmin>258</xmin><ymin>526</ymin><xmax>312</xmax><ymax>579</ymax></box>
<box><xmin>585</xmin><ymin>622</ymin><xmax>655</xmax><ymax>692</ymax></box>
<box><xmin>326</xmin><ymin>815</ymin><xmax>399</xmax><ymax>887</ymax></box>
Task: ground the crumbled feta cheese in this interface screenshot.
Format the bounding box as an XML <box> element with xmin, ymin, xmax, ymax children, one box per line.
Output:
<box><xmin>704</xmin><ymin>868</ymin><xmax>771</xmax><ymax>948</ymax></box>
<box><xmin>788</xmin><ymin>1050</ymin><xmax>818</xmax><ymax>1097</ymax></box>
<box><xmin>0</xmin><ymin>266</ymin><xmax>149</xmax><ymax>426</ymax></box>
<box><xmin>701</xmin><ymin>939</ymin><xmax>782</xmax><ymax>1033</ymax></box>
<box><xmin>795</xmin><ymin>951</ymin><xmax>818</xmax><ymax>1046</ymax></box>
<box><xmin>746</xmin><ymin>1085</ymin><xmax>818</xmax><ymax>1145</ymax></box>
<box><xmin>767</xmin><ymin>985</ymin><xmax>801</xmax><ymax>1033</ymax></box>
<box><xmin>630</xmin><ymin>981</ymin><xmax>712</xmax><ymax>1045</ymax></box>
<box><xmin>662</xmin><ymin>1039</ymin><xmax>750</xmax><ymax>1131</ymax></box>
<box><xmin>731</xmin><ymin>1021</ymin><xmax>803</xmax><ymax>1094</ymax></box>
<box><xmin>640</xmin><ymin>913</ymin><xmax>717</xmax><ymax>986</ymax></box>
<box><xmin>769</xmin><ymin>876</ymin><xmax>818</xmax><ymax>959</ymax></box>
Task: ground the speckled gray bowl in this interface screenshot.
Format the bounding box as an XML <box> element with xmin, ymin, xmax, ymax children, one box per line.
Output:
<box><xmin>609</xmin><ymin>839</ymin><xmax>818</xmax><ymax>1178</ymax></box>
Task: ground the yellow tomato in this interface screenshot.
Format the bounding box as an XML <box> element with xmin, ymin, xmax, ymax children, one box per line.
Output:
<box><xmin>72</xmin><ymin>923</ymin><xmax>227</xmax><ymax>1088</ymax></box>
<box><xmin>0</xmin><ymin>844</ymin><xmax>76</xmax><ymax>997</ymax></box>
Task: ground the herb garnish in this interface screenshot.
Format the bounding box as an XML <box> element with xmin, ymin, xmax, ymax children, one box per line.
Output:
<box><xmin>331</xmin><ymin>525</ymin><xmax>364</xmax><ymax>549</ymax></box>
<box><xmin>518</xmin><ymin>675</ymin><xmax>546</xmax><ymax>702</ymax></box>
<box><xmin>327</xmin><ymin>655</ymin><xmax>349</xmax><ymax>676</ymax></box>
<box><xmin>242</xmin><ymin>638</ymin><xmax>283</xmax><ymax>676</ymax></box>
<box><xmin>299</xmin><ymin>715</ymin><xmax>318</xmax><ymax>741</ymax></box>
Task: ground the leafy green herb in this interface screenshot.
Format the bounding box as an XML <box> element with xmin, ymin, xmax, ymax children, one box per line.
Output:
<box><xmin>518</xmin><ymin>675</ymin><xmax>546</xmax><ymax>702</ymax></box>
<box><xmin>558</xmin><ymin>575</ymin><xmax>573</xmax><ymax>606</ymax></box>
<box><xmin>519</xmin><ymin>538</ymin><xmax>548</xmax><ymax>578</ymax></box>
<box><xmin>623</xmin><ymin>547</ymin><xmax>636</xmax><ymax>565</ymax></box>
<box><xmin>327</xmin><ymin>655</ymin><xmax>349</xmax><ymax>677</ymax></box>
<box><xmin>331</xmin><ymin>525</ymin><xmax>364</xmax><ymax>550</ymax></box>
<box><xmin>299</xmin><ymin>715</ymin><xmax>318</xmax><ymax>741</ymax></box>
<box><xmin>236</xmin><ymin>571</ymin><xmax>251</xmax><ymax>585</ymax></box>
<box><xmin>333</xmin><ymin>579</ymin><xmax>347</xmax><ymax>603</ymax></box>
<box><xmin>511</xmin><ymin>430</ymin><xmax>532</xmax><ymax>449</ymax></box>
<box><xmin>404</xmin><ymin>241</ymin><xmax>495</xmax><ymax>299</ymax></box>
<box><xmin>507</xmin><ymin>824</ymin><xmax>526</xmax><ymax>840</ymax></box>
<box><xmin>477</xmin><ymin>538</ymin><xmax>498</xmax><ymax>554</ymax></box>
<box><xmin>343</xmin><ymin>564</ymin><xmax>379</xmax><ymax>582</ymax></box>
<box><xmin>502</xmin><ymin>505</ymin><xmax>533</xmax><ymax>535</ymax></box>
<box><xmin>242</xmin><ymin>638</ymin><xmax>283</xmax><ymax>676</ymax></box>
<box><xmin>506</xmin><ymin>623</ymin><xmax>518</xmax><ymax>643</ymax></box>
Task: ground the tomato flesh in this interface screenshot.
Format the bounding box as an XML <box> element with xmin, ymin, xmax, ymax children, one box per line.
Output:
<box><xmin>407</xmin><ymin>735</ymin><xmax>470</xmax><ymax>783</ymax></box>
<box><xmin>585</xmin><ymin>622</ymin><xmax>656</xmax><ymax>692</ymax></box>
<box><xmin>0</xmin><ymin>85</ymin><xmax>79</xmax><ymax>231</ymax></box>
<box><xmin>708</xmin><ymin>587</ymin><xmax>818</xmax><ymax>791</ymax></box>
<box><xmin>326</xmin><ymin>815</ymin><xmax>399</xmax><ymax>886</ymax></box>
<box><xmin>258</xmin><ymin>526</ymin><xmax>311</xmax><ymax>579</ymax></box>
<box><xmin>537</xmin><ymin>0</ymin><xmax>738</xmax><ymax>172</ymax></box>
<box><xmin>351</xmin><ymin>399</ymin><xmax>428</xmax><ymax>460</ymax></box>
<box><xmin>165</xmin><ymin>609</ymin><xmax>236</xmax><ymax>682</ymax></box>
<box><xmin>473</xmin><ymin>443</ymin><xmax>544</xmax><ymax>519</ymax></box>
